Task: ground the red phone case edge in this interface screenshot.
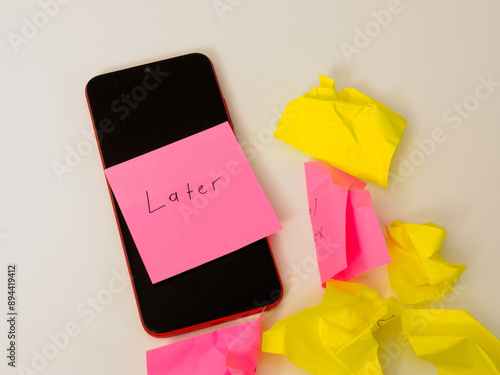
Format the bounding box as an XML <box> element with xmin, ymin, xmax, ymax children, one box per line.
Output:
<box><xmin>84</xmin><ymin>53</ymin><xmax>283</xmax><ymax>338</ymax></box>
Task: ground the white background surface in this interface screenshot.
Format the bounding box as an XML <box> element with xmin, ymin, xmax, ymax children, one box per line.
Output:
<box><xmin>1</xmin><ymin>1</ymin><xmax>500</xmax><ymax>374</ymax></box>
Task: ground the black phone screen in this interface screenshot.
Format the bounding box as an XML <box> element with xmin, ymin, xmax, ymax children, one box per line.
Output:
<box><xmin>85</xmin><ymin>53</ymin><xmax>282</xmax><ymax>335</ymax></box>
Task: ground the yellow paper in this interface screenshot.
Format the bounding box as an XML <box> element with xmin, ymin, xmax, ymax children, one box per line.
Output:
<box><xmin>402</xmin><ymin>309</ymin><xmax>500</xmax><ymax>374</ymax></box>
<box><xmin>386</xmin><ymin>220</ymin><xmax>466</xmax><ymax>304</ymax></box>
<box><xmin>262</xmin><ymin>280</ymin><xmax>401</xmax><ymax>375</ymax></box>
<box><xmin>274</xmin><ymin>75</ymin><xmax>406</xmax><ymax>188</ymax></box>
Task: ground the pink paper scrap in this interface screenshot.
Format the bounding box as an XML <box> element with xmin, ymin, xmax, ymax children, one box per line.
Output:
<box><xmin>146</xmin><ymin>313</ymin><xmax>263</xmax><ymax>375</ymax></box>
<box><xmin>105</xmin><ymin>122</ymin><xmax>282</xmax><ymax>284</ymax></box>
<box><xmin>305</xmin><ymin>160</ymin><xmax>391</xmax><ymax>286</ymax></box>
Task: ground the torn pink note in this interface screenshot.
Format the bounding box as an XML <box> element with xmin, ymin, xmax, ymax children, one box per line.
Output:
<box><xmin>305</xmin><ymin>161</ymin><xmax>391</xmax><ymax>286</ymax></box>
<box><xmin>146</xmin><ymin>313</ymin><xmax>263</xmax><ymax>375</ymax></box>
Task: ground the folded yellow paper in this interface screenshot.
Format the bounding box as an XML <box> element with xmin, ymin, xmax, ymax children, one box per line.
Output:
<box><xmin>262</xmin><ymin>280</ymin><xmax>401</xmax><ymax>375</ymax></box>
<box><xmin>402</xmin><ymin>309</ymin><xmax>500</xmax><ymax>374</ymax></box>
<box><xmin>274</xmin><ymin>75</ymin><xmax>407</xmax><ymax>188</ymax></box>
<box><xmin>386</xmin><ymin>220</ymin><xmax>466</xmax><ymax>304</ymax></box>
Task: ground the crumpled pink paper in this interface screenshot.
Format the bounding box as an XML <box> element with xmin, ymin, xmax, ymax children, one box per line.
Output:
<box><xmin>305</xmin><ymin>160</ymin><xmax>391</xmax><ymax>286</ymax></box>
<box><xmin>146</xmin><ymin>313</ymin><xmax>263</xmax><ymax>375</ymax></box>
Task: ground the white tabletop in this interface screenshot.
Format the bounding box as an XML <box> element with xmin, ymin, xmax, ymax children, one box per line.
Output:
<box><xmin>2</xmin><ymin>1</ymin><xmax>499</xmax><ymax>374</ymax></box>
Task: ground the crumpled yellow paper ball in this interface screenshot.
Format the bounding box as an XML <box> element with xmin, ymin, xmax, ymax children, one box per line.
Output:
<box><xmin>386</xmin><ymin>220</ymin><xmax>467</xmax><ymax>305</ymax></box>
<box><xmin>402</xmin><ymin>309</ymin><xmax>500</xmax><ymax>374</ymax></box>
<box><xmin>274</xmin><ymin>74</ymin><xmax>407</xmax><ymax>188</ymax></box>
<box><xmin>262</xmin><ymin>280</ymin><xmax>401</xmax><ymax>375</ymax></box>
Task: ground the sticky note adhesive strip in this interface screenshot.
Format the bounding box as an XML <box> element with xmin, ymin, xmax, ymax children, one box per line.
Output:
<box><xmin>274</xmin><ymin>75</ymin><xmax>407</xmax><ymax>187</ymax></box>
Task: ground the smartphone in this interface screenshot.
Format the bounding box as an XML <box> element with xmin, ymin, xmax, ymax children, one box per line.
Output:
<box><xmin>85</xmin><ymin>53</ymin><xmax>282</xmax><ymax>336</ymax></box>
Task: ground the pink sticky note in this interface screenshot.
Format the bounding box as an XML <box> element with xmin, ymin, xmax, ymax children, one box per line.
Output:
<box><xmin>105</xmin><ymin>122</ymin><xmax>282</xmax><ymax>284</ymax></box>
<box><xmin>146</xmin><ymin>313</ymin><xmax>263</xmax><ymax>375</ymax></box>
<box><xmin>305</xmin><ymin>161</ymin><xmax>390</xmax><ymax>286</ymax></box>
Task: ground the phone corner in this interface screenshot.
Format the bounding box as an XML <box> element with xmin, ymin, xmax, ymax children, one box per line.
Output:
<box><xmin>85</xmin><ymin>75</ymin><xmax>98</xmax><ymax>96</ymax></box>
<box><xmin>190</xmin><ymin>52</ymin><xmax>211</xmax><ymax>62</ymax></box>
